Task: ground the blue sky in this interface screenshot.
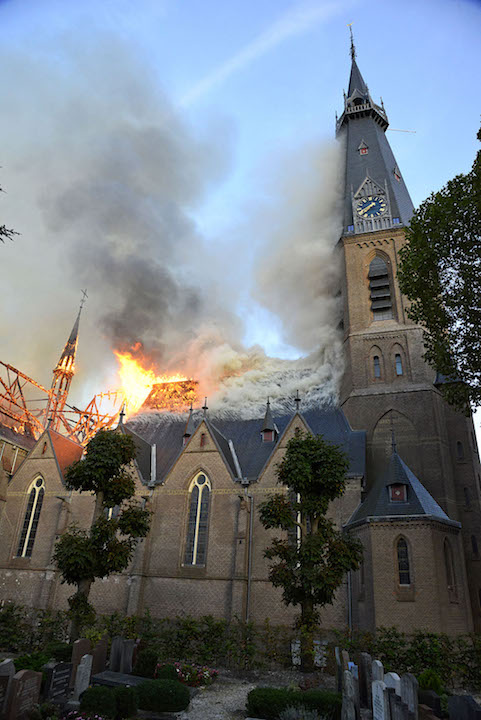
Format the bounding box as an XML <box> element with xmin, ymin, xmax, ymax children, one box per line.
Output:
<box><xmin>0</xmin><ymin>0</ymin><xmax>480</xmax><ymax>404</ymax></box>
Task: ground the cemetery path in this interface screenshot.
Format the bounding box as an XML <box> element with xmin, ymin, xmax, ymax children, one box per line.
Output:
<box><xmin>178</xmin><ymin>669</ymin><xmax>336</xmax><ymax>720</ymax></box>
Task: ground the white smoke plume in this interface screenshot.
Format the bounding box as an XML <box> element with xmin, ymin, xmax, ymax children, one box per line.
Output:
<box><xmin>0</xmin><ymin>32</ymin><xmax>343</xmax><ymax>421</ymax></box>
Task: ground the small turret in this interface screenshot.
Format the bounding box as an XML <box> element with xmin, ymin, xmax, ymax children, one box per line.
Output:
<box><xmin>183</xmin><ymin>403</ymin><xmax>196</xmax><ymax>445</ymax></box>
<box><xmin>261</xmin><ymin>398</ymin><xmax>277</xmax><ymax>443</ymax></box>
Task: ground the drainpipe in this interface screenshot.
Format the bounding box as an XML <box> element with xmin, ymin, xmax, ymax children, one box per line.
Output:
<box><xmin>150</xmin><ymin>444</ymin><xmax>157</xmax><ymax>486</ymax></box>
<box><xmin>245</xmin><ymin>488</ymin><xmax>254</xmax><ymax>623</ymax></box>
<box><xmin>347</xmin><ymin>570</ymin><xmax>353</xmax><ymax>633</ymax></box>
<box><xmin>11</xmin><ymin>447</ymin><xmax>19</xmax><ymax>475</ymax></box>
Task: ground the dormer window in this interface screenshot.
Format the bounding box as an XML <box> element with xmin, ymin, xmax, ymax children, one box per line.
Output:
<box><xmin>262</xmin><ymin>430</ymin><xmax>273</xmax><ymax>443</ymax></box>
<box><xmin>358</xmin><ymin>140</ymin><xmax>368</xmax><ymax>156</ymax></box>
<box><xmin>390</xmin><ymin>484</ymin><xmax>407</xmax><ymax>502</ymax></box>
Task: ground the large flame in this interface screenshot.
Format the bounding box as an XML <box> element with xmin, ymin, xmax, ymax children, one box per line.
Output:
<box><xmin>114</xmin><ymin>344</ymin><xmax>192</xmax><ymax>415</ymax></box>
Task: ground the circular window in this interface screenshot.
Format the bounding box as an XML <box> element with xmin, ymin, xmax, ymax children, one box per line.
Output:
<box><xmin>35</xmin><ymin>478</ymin><xmax>43</xmax><ymax>488</ymax></box>
<box><xmin>197</xmin><ymin>475</ymin><xmax>206</xmax><ymax>485</ymax></box>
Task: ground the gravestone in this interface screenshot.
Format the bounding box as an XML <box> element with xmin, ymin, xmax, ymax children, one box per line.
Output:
<box><xmin>313</xmin><ymin>639</ymin><xmax>327</xmax><ymax>668</ymax></box>
<box><xmin>291</xmin><ymin>639</ymin><xmax>301</xmax><ymax>666</ymax></box>
<box><xmin>5</xmin><ymin>669</ymin><xmax>42</xmax><ymax>720</ymax></box>
<box><xmin>341</xmin><ymin>670</ymin><xmax>357</xmax><ymax>720</ymax></box>
<box><xmin>335</xmin><ymin>647</ymin><xmax>343</xmax><ymax>693</ymax></box>
<box><xmin>341</xmin><ymin>649</ymin><xmax>350</xmax><ymax>672</ymax></box>
<box><xmin>70</xmin><ymin>638</ymin><xmax>91</xmax><ymax>688</ymax></box>
<box><xmin>372</xmin><ymin>679</ymin><xmax>389</xmax><ymax>720</ymax></box>
<box><xmin>91</xmin><ymin>635</ymin><xmax>108</xmax><ymax>676</ymax></box>
<box><xmin>401</xmin><ymin>673</ymin><xmax>418</xmax><ymax>720</ymax></box>
<box><xmin>109</xmin><ymin>636</ymin><xmax>123</xmax><ymax>673</ymax></box>
<box><xmin>419</xmin><ymin>690</ymin><xmax>441</xmax><ymax>717</ymax></box>
<box><xmin>385</xmin><ymin>671</ymin><xmax>401</xmax><ymax>696</ymax></box>
<box><xmin>389</xmin><ymin>688</ymin><xmax>409</xmax><ymax>720</ymax></box>
<box><xmin>372</xmin><ymin>659</ymin><xmax>384</xmax><ymax>682</ymax></box>
<box><xmin>73</xmin><ymin>654</ymin><xmax>93</xmax><ymax>702</ymax></box>
<box><xmin>448</xmin><ymin>694</ymin><xmax>481</xmax><ymax>720</ymax></box>
<box><xmin>359</xmin><ymin>652</ymin><xmax>372</xmax><ymax>709</ymax></box>
<box><xmin>120</xmin><ymin>639</ymin><xmax>135</xmax><ymax>674</ymax></box>
<box><xmin>0</xmin><ymin>659</ymin><xmax>15</xmax><ymax>716</ymax></box>
<box><xmin>45</xmin><ymin>662</ymin><xmax>73</xmax><ymax>704</ymax></box>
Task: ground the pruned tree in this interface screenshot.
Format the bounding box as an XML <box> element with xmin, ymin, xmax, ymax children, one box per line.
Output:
<box><xmin>398</xmin><ymin>125</ymin><xmax>481</xmax><ymax>411</ymax></box>
<box><xmin>53</xmin><ymin>430</ymin><xmax>151</xmax><ymax>639</ymax></box>
<box><xmin>259</xmin><ymin>430</ymin><xmax>362</xmax><ymax>672</ymax></box>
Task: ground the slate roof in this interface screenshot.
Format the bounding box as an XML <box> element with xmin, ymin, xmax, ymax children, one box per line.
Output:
<box><xmin>337</xmin><ymin>56</ymin><xmax>414</xmax><ymax>233</ymax></box>
<box><xmin>0</xmin><ymin>423</ymin><xmax>36</xmax><ymax>451</ymax></box>
<box><xmin>127</xmin><ymin>404</ymin><xmax>365</xmax><ymax>486</ymax></box>
<box><xmin>346</xmin><ymin>448</ymin><xmax>459</xmax><ymax>528</ymax></box>
<box><xmin>123</xmin><ymin>425</ymin><xmax>153</xmax><ymax>485</ymax></box>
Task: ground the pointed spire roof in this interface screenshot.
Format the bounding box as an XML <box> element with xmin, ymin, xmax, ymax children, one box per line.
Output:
<box><xmin>348</xmin><ymin>58</ymin><xmax>369</xmax><ymax>98</ymax></box>
<box><xmin>183</xmin><ymin>404</ymin><xmax>196</xmax><ymax>438</ymax></box>
<box><xmin>346</xmin><ymin>446</ymin><xmax>459</xmax><ymax>528</ymax></box>
<box><xmin>262</xmin><ymin>398</ymin><xmax>275</xmax><ymax>432</ymax></box>
<box><xmin>55</xmin><ymin>292</ymin><xmax>86</xmax><ymax>375</ymax></box>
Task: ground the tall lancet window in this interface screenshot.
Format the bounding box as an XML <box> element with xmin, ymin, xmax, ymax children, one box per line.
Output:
<box><xmin>184</xmin><ymin>473</ymin><xmax>211</xmax><ymax>566</ymax></box>
<box><xmin>368</xmin><ymin>257</ymin><xmax>393</xmax><ymax>321</ymax></box>
<box><xmin>17</xmin><ymin>476</ymin><xmax>45</xmax><ymax>558</ymax></box>
<box><xmin>397</xmin><ymin>537</ymin><xmax>411</xmax><ymax>585</ymax></box>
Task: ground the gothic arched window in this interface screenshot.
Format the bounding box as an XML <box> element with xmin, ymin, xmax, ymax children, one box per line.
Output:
<box><xmin>184</xmin><ymin>473</ymin><xmax>211</xmax><ymax>566</ymax></box>
<box><xmin>397</xmin><ymin>538</ymin><xmax>411</xmax><ymax>585</ymax></box>
<box><xmin>16</xmin><ymin>476</ymin><xmax>45</xmax><ymax>558</ymax></box>
<box><xmin>395</xmin><ymin>354</ymin><xmax>403</xmax><ymax>376</ymax></box>
<box><xmin>368</xmin><ymin>257</ymin><xmax>393</xmax><ymax>321</ymax></box>
<box><xmin>373</xmin><ymin>356</ymin><xmax>381</xmax><ymax>379</ymax></box>
<box><xmin>457</xmin><ymin>441</ymin><xmax>465</xmax><ymax>460</ymax></box>
<box><xmin>444</xmin><ymin>539</ymin><xmax>457</xmax><ymax>598</ymax></box>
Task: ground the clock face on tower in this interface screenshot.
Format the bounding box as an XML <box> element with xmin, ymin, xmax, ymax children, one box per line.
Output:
<box><xmin>356</xmin><ymin>195</ymin><xmax>387</xmax><ymax>218</ymax></box>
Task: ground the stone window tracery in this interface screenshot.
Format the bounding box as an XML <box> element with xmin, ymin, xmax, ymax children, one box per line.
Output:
<box><xmin>397</xmin><ymin>537</ymin><xmax>411</xmax><ymax>585</ymax></box>
<box><xmin>184</xmin><ymin>473</ymin><xmax>211</xmax><ymax>566</ymax></box>
<box><xmin>16</xmin><ymin>476</ymin><xmax>45</xmax><ymax>558</ymax></box>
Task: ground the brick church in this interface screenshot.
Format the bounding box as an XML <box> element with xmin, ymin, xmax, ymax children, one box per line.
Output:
<box><xmin>1</xmin><ymin>43</ymin><xmax>480</xmax><ymax>636</ymax></box>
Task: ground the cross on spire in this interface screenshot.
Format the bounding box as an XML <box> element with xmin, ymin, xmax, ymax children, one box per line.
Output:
<box><xmin>348</xmin><ymin>23</ymin><xmax>356</xmax><ymax>60</ymax></box>
<box><xmin>294</xmin><ymin>390</ymin><xmax>301</xmax><ymax>412</ymax></box>
<box><xmin>79</xmin><ymin>288</ymin><xmax>88</xmax><ymax>312</ymax></box>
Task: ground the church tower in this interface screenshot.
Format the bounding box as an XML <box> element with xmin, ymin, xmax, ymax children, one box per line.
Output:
<box><xmin>337</xmin><ymin>35</ymin><xmax>481</xmax><ymax>630</ymax></box>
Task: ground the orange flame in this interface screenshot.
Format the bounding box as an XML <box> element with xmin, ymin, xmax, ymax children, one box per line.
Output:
<box><xmin>114</xmin><ymin>346</ymin><xmax>192</xmax><ymax>415</ymax></box>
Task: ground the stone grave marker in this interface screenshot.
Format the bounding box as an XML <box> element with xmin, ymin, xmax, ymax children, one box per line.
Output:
<box><xmin>70</xmin><ymin>637</ymin><xmax>91</xmax><ymax>688</ymax></box>
<box><xmin>448</xmin><ymin>694</ymin><xmax>481</xmax><ymax>719</ymax></box>
<box><xmin>341</xmin><ymin>670</ymin><xmax>357</xmax><ymax>720</ymax></box>
<box><xmin>91</xmin><ymin>635</ymin><xmax>108</xmax><ymax>676</ymax></box>
<box><xmin>290</xmin><ymin>639</ymin><xmax>301</xmax><ymax>666</ymax></box>
<box><xmin>109</xmin><ymin>636</ymin><xmax>123</xmax><ymax>672</ymax></box>
<box><xmin>335</xmin><ymin>647</ymin><xmax>343</xmax><ymax>693</ymax></box>
<box><xmin>341</xmin><ymin>649</ymin><xmax>350</xmax><ymax>672</ymax></box>
<box><xmin>5</xmin><ymin>669</ymin><xmax>42</xmax><ymax>720</ymax></box>
<box><xmin>0</xmin><ymin>659</ymin><xmax>15</xmax><ymax>716</ymax></box>
<box><xmin>359</xmin><ymin>652</ymin><xmax>372</xmax><ymax>709</ymax></box>
<box><xmin>389</xmin><ymin>688</ymin><xmax>409</xmax><ymax>720</ymax></box>
<box><xmin>73</xmin><ymin>654</ymin><xmax>93</xmax><ymax>702</ymax></box>
<box><xmin>385</xmin><ymin>671</ymin><xmax>401</xmax><ymax>696</ymax></box>
<box><xmin>120</xmin><ymin>639</ymin><xmax>135</xmax><ymax>674</ymax></box>
<box><xmin>372</xmin><ymin>659</ymin><xmax>384</xmax><ymax>682</ymax></box>
<box><xmin>313</xmin><ymin>639</ymin><xmax>327</xmax><ymax>668</ymax></box>
<box><xmin>45</xmin><ymin>662</ymin><xmax>73</xmax><ymax>704</ymax></box>
<box><xmin>372</xmin><ymin>679</ymin><xmax>389</xmax><ymax>720</ymax></box>
<box><xmin>401</xmin><ymin>673</ymin><xmax>418</xmax><ymax>720</ymax></box>
<box><xmin>418</xmin><ymin>690</ymin><xmax>441</xmax><ymax>717</ymax></box>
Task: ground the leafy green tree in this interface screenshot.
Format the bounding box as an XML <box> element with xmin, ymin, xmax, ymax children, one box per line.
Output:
<box><xmin>398</xmin><ymin>125</ymin><xmax>481</xmax><ymax>411</ymax></box>
<box><xmin>53</xmin><ymin>430</ymin><xmax>151</xmax><ymax>639</ymax></box>
<box><xmin>1</xmin><ymin>181</ymin><xmax>17</xmax><ymax>243</ymax></box>
<box><xmin>258</xmin><ymin>430</ymin><xmax>362</xmax><ymax>671</ymax></box>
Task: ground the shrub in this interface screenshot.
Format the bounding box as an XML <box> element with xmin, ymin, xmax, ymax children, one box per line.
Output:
<box><xmin>136</xmin><ymin>679</ymin><xmax>190</xmax><ymax>712</ymax></box>
<box><xmin>0</xmin><ymin>602</ymin><xmax>29</xmax><ymax>652</ymax></box>
<box><xmin>418</xmin><ymin>669</ymin><xmax>444</xmax><ymax>696</ymax></box>
<box><xmin>133</xmin><ymin>648</ymin><xmax>158</xmax><ymax>678</ymax></box>
<box><xmin>246</xmin><ymin>688</ymin><xmax>341</xmax><ymax>720</ymax></box>
<box><xmin>279</xmin><ymin>707</ymin><xmax>326</xmax><ymax>720</ymax></box>
<box><xmin>79</xmin><ymin>686</ymin><xmax>116</xmax><ymax>718</ymax></box>
<box><xmin>44</xmin><ymin>641</ymin><xmax>72</xmax><ymax>662</ymax></box>
<box><xmin>155</xmin><ymin>663</ymin><xmax>178</xmax><ymax>681</ymax></box>
<box><xmin>113</xmin><ymin>685</ymin><xmax>137</xmax><ymax>719</ymax></box>
<box><xmin>15</xmin><ymin>652</ymin><xmax>49</xmax><ymax>673</ymax></box>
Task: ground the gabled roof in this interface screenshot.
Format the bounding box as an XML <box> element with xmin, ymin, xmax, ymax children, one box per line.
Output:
<box><xmin>122</xmin><ymin>424</ymin><xmax>153</xmax><ymax>485</ymax></box>
<box><xmin>346</xmin><ymin>448</ymin><xmax>458</xmax><ymax>528</ymax></box>
<box><xmin>128</xmin><ymin>404</ymin><xmax>366</xmax><ymax>485</ymax></box>
<box><xmin>48</xmin><ymin>429</ymin><xmax>83</xmax><ymax>478</ymax></box>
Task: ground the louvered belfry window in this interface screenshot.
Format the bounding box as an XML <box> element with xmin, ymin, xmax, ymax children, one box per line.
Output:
<box><xmin>184</xmin><ymin>473</ymin><xmax>211</xmax><ymax>566</ymax></box>
<box><xmin>369</xmin><ymin>257</ymin><xmax>393</xmax><ymax>321</ymax></box>
<box><xmin>17</xmin><ymin>476</ymin><xmax>45</xmax><ymax>558</ymax></box>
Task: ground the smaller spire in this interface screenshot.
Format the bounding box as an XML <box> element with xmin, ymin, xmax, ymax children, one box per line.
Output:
<box><xmin>183</xmin><ymin>403</ymin><xmax>196</xmax><ymax>440</ymax></box>
<box><xmin>202</xmin><ymin>397</ymin><xmax>208</xmax><ymax>417</ymax></box>
<box><xmin>294</xmin><ymin>390</ymin><xmax>301</xmax><ymax>412</ymax></box>
<box><xmin>118</xmin><ymin>403</ymin><xmax>126</xmax><ymax>427</ymax></box>
<box><xmin>348</xmin><ymin>23</ymin><xmax>356</xmax><ymax>60</ymax></box>
<box><xmin>262</xmin><ymin>398</ymin><xmax>275</xmax><ymax>432</ymax></box>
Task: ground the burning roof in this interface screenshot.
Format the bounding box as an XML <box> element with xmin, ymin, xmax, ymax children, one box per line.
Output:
<box><xmin>141</xmin><ymin>380</ymin><xmax>198</xmax><ymax>413</ymax></box>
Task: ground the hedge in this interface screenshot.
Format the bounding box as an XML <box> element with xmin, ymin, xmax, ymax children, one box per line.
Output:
<box><xmin>246</xmin><ymin>688</ymin><xmax>342</xmax><ymax>720</ymax></box>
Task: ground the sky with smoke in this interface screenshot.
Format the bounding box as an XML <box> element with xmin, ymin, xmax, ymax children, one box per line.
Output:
<box><xmin>0</xmin><ymin>0</ymin><xmax>480</xmax><ymax>419</ymax></box>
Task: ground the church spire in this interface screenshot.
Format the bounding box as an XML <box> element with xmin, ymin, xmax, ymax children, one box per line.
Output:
<box><xmin>45</xmin><ymin>291</ymin><xmax>86</xmax><ymax>431</ymax></box>
<box><xmin>336</xmin><ymin>36</ymin><xmax>414</xmax><ymax>235</ymax></box>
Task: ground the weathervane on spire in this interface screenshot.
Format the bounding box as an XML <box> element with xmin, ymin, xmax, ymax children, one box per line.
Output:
<box><xmin>347</xmin><ymin>23</ymin><xmax>356</xmax><ymax>60</ymax></box>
